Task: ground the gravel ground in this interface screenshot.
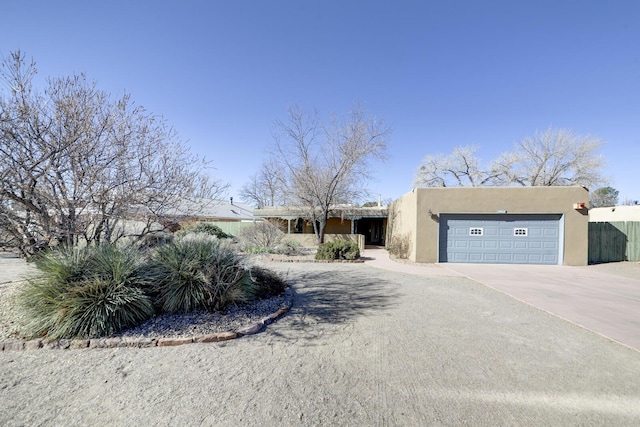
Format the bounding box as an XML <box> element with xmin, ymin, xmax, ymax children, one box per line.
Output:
<box><xmin>0</xmin><ymin>253</ymin><xmax>287</xmax><ymax>342</ymax></box>
<box><xmin>2</xmin><ymin>260</ymin><xmax>640</xmax><ymax>425</ymax></box>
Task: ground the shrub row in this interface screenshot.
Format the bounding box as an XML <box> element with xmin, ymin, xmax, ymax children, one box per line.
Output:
<box><xmin>19</xmin><ymin>237</ymin><xmax>286</xmax><ymax>340</ymax></box>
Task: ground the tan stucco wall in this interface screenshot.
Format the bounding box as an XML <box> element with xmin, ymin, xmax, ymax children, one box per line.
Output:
<box><xmin>281</xmin><ymin>217</ymin><xmax>352</xmax><ymax>234</ymax></box>
<box><xmin>325</xmin><ymin>218</ymin><xmax>352</xmax><ymax>234</ymax></box>
<box><xmin>589</xmin><ymin>206</ymin><xmax>640</xmax><ymax>222</ymax></box>
<box><xmin>389</xmin><ymin>186</ymin><xmax>589</xmax><ymax>266</ymax></box>
<box><xmin>387</xmin><ymin>189</ymin><xmax>419</xmax><ymax>260</ymax></box>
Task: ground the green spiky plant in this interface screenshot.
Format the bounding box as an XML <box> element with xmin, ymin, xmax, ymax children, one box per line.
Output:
<box><xmin>19</xmin><ymin>244</ymin><xmax>154</xmax><ymax>340</ymax></box>
<box><xmin>149</xmin><ymin>235</ymin><xmax>260</xmax><ymax>312</ymax></box>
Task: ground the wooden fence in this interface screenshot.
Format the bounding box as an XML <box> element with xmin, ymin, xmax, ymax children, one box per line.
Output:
<box><xmin>588</xmin><ymin>221</ymin><xmax>640</xmax><ymax>263</ymax></box>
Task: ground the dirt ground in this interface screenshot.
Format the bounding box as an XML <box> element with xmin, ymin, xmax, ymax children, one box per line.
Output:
<box><xmin>1</xmin><ymin>258</ymin><xmax>640</xmax><ymax>425</ymax></box>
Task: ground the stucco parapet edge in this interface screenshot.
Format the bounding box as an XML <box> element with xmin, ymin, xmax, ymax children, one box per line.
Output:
<box><xmin>1</xmin><ymin>288</ymin><xmax>293</xmax><ymax>352</ymax></box>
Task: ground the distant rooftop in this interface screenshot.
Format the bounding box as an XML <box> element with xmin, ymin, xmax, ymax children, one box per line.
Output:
<box><xmin>165</xmin><ymin>198</ymin><xmax>255</xmax><ymax>221</ymax></box>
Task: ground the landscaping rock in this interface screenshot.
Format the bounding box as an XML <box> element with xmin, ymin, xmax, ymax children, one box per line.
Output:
<box><xmin>44</xmin><ymin>340</ymin><xmax>70</xmax><ymax>350</ymax></box>
<box><xmin>157</xmin><ymin>337</ymin><xmax>193</xmax><ymax>347</ymax></box>
<box><xmin>24</xmin><ymin>340</ymin><xmax>43</xmax><ymax>351</ymax></box>
<box><xmin>236</xmin><ymin>322</ymin><xmax>264</xmax><ymax>336</ymax></box>
<box><xmin>195</xmin><ymin>332</ymin><xmax>237</xmax><ymax>343</ymax></box>
<box><xmin>121</xmin><ymin>337</ymin><xmax>158</xmax><ymax>348</ymax></box>
<box><xmin>70</xmin><ymin>340</ymin><xmax>90</xmax><ymax>349</ymax></box>
<box><xmin>2</xmin><ymin>340</ymin><xmax>24</xmax><ymax>351</ymax></box>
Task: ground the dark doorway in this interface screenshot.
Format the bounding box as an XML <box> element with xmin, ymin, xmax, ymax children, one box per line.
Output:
<box><xmin>356</xmin><ymin>218</ymin><xmax>385</xmax><ymax>245</ymax></box>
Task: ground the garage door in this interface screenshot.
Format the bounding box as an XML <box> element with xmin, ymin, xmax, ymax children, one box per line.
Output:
<box><xmin>439</xmin><ymin>214</ymin><xmax>562</xmax><ymax>264</ymax></box>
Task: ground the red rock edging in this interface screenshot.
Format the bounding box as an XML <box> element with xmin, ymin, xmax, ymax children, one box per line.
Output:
<box><xmin>0</xmin><ymin>288</ymin><xmax>293</xmax><ymax>352</ymax></box>
<box><xmin>264</xmin><ymin>257</ymin><xmax>364</xmax><ymax>263</ymax></box>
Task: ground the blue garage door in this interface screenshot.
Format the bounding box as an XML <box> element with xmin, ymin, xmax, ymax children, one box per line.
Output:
<box><xmin>439</xmin><ymin>214</ymin><xmax>562</xmax><ymax>264</ymax></box>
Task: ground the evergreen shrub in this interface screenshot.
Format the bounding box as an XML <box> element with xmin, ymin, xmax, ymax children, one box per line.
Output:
<box><xmin>315</xmin><ymin>240</ymin><xmax>360</xmax><ymax>260</ymax></box>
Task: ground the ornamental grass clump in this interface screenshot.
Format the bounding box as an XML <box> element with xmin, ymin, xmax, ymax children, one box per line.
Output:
<box><xmin>19</xmin><ymin>244</ymin><xmax>154</xmax><ymax>340</ymax></box>
<box><xmin>149</xmin><ymin>235</ymin><xmax>260</xmax><ymax>313</ymax></box>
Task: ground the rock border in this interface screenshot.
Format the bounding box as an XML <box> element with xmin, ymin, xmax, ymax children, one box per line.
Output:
<box><xmin>0</xmin><ymin>288</ymin><xmax>293</xmax><ymax>352</ymax></box>
<box><xmin>260</xmin><ymin>255</ymin><xmax>364</xmax><ymax>263</ymax></box>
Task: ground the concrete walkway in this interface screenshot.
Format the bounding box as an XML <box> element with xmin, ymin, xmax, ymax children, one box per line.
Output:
<box><xmin>364</xmin><ymin>248</ymin><xmax>640</xmax><ymax>351</ymax></box>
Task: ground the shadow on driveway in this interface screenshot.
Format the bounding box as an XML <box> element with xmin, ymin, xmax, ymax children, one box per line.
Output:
<box><xmin>267</xmin><ymin>265</ymin><xmax>401</xmax><ymax>344</ymax></box>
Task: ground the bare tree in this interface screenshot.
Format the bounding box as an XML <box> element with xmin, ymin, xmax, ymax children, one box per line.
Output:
<box><xmin>240</xmin><ymin>158</ymin><xmax>288</xmax><ymax>208</ymax></box>
<box><xmin>0</xmin><ymin>51</ymin><xmax>225</xmax><ymax>258</ymax></box>
<box><xmin>236</xmin><ymin>220</ymin><xmax>285</xmax><ymax>249</ymax></box>
<box><xmin>270</xmin><ymin>104</ymin><xmax>389</xmax><ymax>244</ymax></box>
<box><xmin>414</xmin><ymin>145</ymin><xmax>500</xmax><ymax>187</ymax></box>
<box><xmin>498</xmin><ymin>128</ymin><xmax>605</xmax><ymax>187</ymax></box>
<box><xmin>414</xmin><ymin>128</ymin><xmax>606</xmax><ymax>190</ymax></box>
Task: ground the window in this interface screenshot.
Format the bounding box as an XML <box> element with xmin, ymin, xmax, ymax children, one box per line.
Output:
<box><xmin>469</xmin><ymin>227</ymin><xmax>483</xmax><ymax>236</ymax></box>
<box><xmin>514</xmin><ymin>228</ymin><xmax>528</xmax><ymax>236</ymax></box>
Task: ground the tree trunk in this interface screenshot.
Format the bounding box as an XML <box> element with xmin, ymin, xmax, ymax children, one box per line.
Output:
<box><xmin>312</xmin><ymin>217</ymin><xmax>327</xmax><ymax>244</ymax></box>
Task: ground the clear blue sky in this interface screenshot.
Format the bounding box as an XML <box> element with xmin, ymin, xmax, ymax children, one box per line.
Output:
<box><xmin>3</xmin><ymin>0</ymin><xmax>639</xmax><ymax>204</ymax></box>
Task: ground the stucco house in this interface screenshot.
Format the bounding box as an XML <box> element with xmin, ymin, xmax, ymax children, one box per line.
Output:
<box><xmin>387</xmin><ymin>186</ymin><xmax>589</xmax><ymax>266</ymax></box>
<box><xmin>253</xmin><ymin>205</ymin><xmax>388</xmax><ymax>248</ymax></box>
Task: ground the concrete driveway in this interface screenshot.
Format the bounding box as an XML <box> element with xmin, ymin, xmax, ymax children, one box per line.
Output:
<box><xmin>365</xmin><ymin>249</ymin><xmax>640</xmax><ymax>351</ymax></box>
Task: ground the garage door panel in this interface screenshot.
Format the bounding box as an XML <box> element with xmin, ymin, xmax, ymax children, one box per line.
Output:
<box><xmin>497</xmin><ymin>253</ymin><xmax>512</xmax><ymax>262</ymax></box>
<box><xmin>483</xmin><ymin>253</ymin><xmax>497</xmax><ymax>262</ymax></box>
<box><xmin>439</xmin><ymin>214</ymin><xmax>561</xmax><ymax>265</ymax></box>
<box><xmin>453</xmin><ymin>240</ymin><xmax>469</xmax><ymax>248</ymax></box>
<box><xmin>513</xmin><ymin>254</ymin><xmax>528</xmax><ymax>262</ymax></box>
<box><xmin>455</xmin><ymin>253</ymin><xmax>471</xmax><ymax>262</ymax></box>
<box><xmin>468</xmin><ymin>253</ymin><xmax>483</xmax><ymax>262</ymax></box>
<box><xmin>499</xmin><ymin>241</ymin><xmax>513</xmax><ymax>249</ymax></box>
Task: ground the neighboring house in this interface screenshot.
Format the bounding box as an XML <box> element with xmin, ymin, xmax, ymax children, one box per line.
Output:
<box><xmin>167</xmin><ymin>198</ymin><xmax>255</xmax><ymax>223</ymax></box>
<box><xmin>253</xmin><ymin>205</ymin><xmax>388</xmax><ymax>248</ymax></box>
<box><xmin>387</xmin><ymin>186</ymin><xmax>589</xmax><ymax>266</ymax></box>
<box><xmin>589</xmin><ymin>205</ymin><xmax>640</xmax><ymax>222</ymax></box>
<box><xmin>162</xmin><ymin>198</ymin><xmax>255</xmax><ymax>236</ymax></box>
<box><xmin>588</xmin><ymin>205</ymin><xmax>640</xmax><ymax>263</ymax></box>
